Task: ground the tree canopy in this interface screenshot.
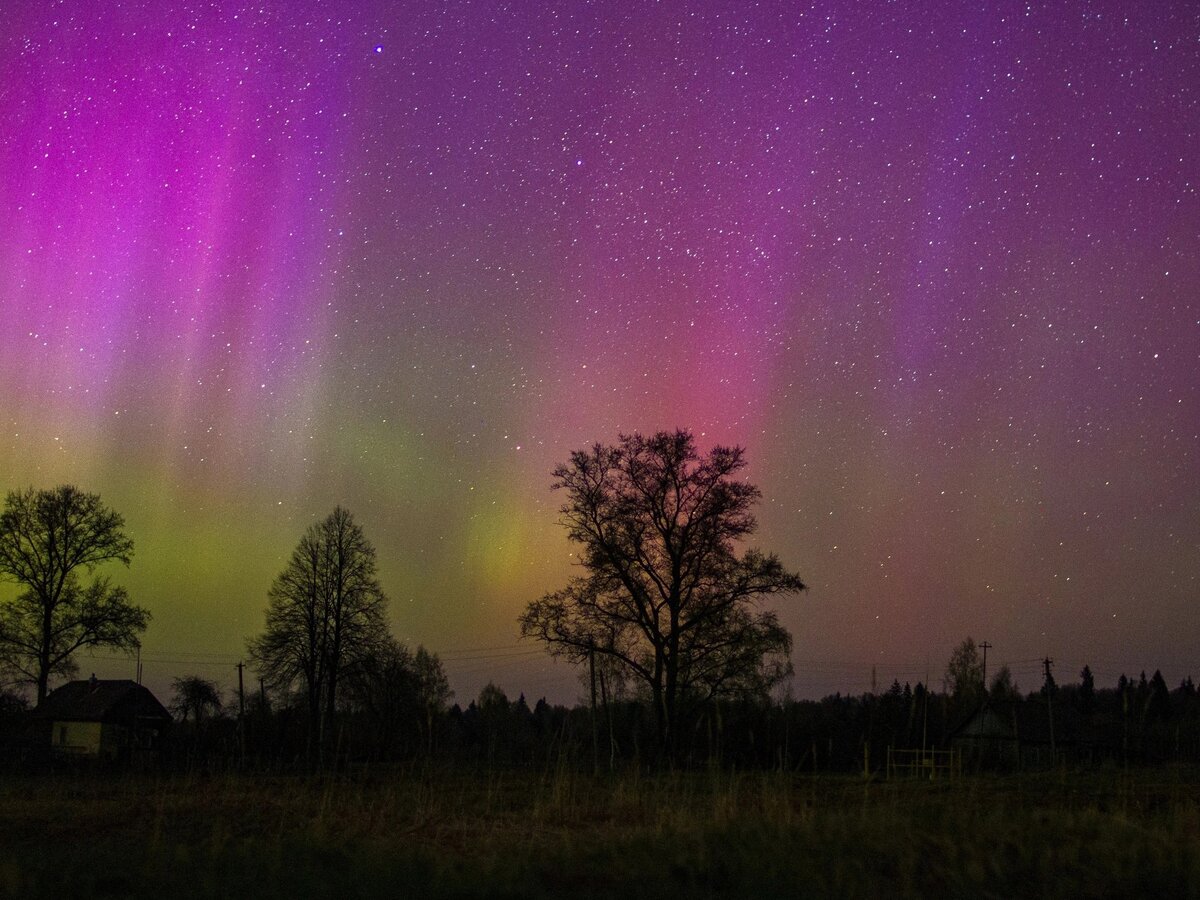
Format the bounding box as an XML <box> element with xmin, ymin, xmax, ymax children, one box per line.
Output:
<box><xmin>170</xmin><ymin>675</ymin><xmax>224</xmax><ymax>724</ymax></box>
<box><xmin>0</xmin><ymin>485</ymin><xmax>147</xmax><ymax>702</ymax></box>
<box><xmin>944</xmin><ymin>637</ymin><xmax>985</xmax><ymax>709</ymax></box>
<box><xmin>247</xmin><ymin>506</ymin><xmax>388</xmax><ymax>758</ymax></box>
<box><xmin>340</xmin><ymin>636</ymin><xmax>451</xmax><ymax>756</ymax></box>
<box><xmin>520</xmin><ymin>430</ymin><xmax>805</xmax><ymax>754</ymax></box>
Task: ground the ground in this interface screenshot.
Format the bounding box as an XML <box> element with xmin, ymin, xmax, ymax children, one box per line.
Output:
<box><xmin>1</xmin><ymin>765</ymin><xmax>1198</xmax><ymax>898</ymax></box>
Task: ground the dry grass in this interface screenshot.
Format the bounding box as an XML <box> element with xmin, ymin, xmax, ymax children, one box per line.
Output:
<box><xmin>2</xmin><ymin>764</ymin><xmax>1199</xmax><ymax>898</ymax></box>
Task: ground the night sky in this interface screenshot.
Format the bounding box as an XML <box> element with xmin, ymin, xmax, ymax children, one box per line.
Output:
<box><xmin>1</xmin><ymin>1</ymin><xmax>1197</xmax><ymax>704</ymax></box>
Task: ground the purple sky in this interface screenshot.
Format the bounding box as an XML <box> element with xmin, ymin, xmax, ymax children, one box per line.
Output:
<box><xmin>1</xmin><ymin>1</ymin><xmax>1197</xmax><ymax>703</ymax></box>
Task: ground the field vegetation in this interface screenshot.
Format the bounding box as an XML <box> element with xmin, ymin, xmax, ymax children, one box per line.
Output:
<box><xmin>2</xmin><ymin>765</ymin><xmax>1199</xmax><ymax>898</ymax></box>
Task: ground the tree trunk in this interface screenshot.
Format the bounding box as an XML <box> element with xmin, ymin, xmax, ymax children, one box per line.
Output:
<box><xmin>663</xmin><ymin>607</ymin><xmax>682</xmax><ymax>763</ymax></box>
<box><xmin>38</xmin><ymin>604</ymin><xmax>52</xmax><ymax>704</ymax></box>
<box><xmin>307</xmin><ymin>677</ymin><xmax>322</xmax><ymax>767</ymax></box>
<box><xmin>324</xmin><ymin>664</ymin><xmax>339</xmax><ymax>764</ymax></box>
<box><xmin>664</xmin><ymin>654</ymin><xmax>679</xmax><ymax>762</ymax></box>
<box><xmin>651</xmin><ymin>649</ymin><xmax>668</xmax><ymax>758</ymax></box>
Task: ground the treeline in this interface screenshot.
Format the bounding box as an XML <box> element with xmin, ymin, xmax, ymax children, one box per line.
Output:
<box><xmin>92</xmin><ymin>667</ymin><xmax>1200</xmax><ymax>773</ymax></box>
<box><xmin>4</xmin><ymin>464</ymin><xmax>1194</xmax><ymax>775</ymax></box>
<box><xmin>4</xmin><ymin>661</ymin><xmax>1198</xmax><ymax>772</ymax></box>
<box><xmin>0</xmin><ymin>438</ymin><xmax>808</xmax><ymax>767</ymax></box>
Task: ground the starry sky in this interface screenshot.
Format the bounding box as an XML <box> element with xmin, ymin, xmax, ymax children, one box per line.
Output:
<box><xmin>1</xmin><ymin>1</ymin><xmax>1197</xmax><ymax>704</ymax></box>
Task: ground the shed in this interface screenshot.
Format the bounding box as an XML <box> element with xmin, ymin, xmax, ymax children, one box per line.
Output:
<box><xmin>951</xmin><ymin>699</ymin><xmax>1100</xmax><ymax>769</ymax></box>
<box><xmin>32</xmin><ymin>677</ymin><xmax>172</xmax><ymax>761</ymax></box>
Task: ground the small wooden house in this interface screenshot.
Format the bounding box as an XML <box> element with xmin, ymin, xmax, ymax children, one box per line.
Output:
<box><xmin>32</xmin><ymin>677</ymin><xmax>172</xmax><ymax>762</ymax></box>
<box><xmin>951</xmin><ymin>699</ymin><xmax>1101</xmax><ymax>769</ymax></box>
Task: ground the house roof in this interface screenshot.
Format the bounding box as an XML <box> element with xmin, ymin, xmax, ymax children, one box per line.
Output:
<box><xmin>951</xmin><ymin>698</ymin><xmax>1096</xmax><ymax>746</ymax></box>
<box><xmin>32</xmin><ymin>679</ymin><xmax>172</xmax><ymax>724</ymax></box>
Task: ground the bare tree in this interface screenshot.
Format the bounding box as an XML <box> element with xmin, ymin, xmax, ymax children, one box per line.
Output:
<box><xmin>520</xmin><ymin>430</ymin><xmax>805</xmax><ymax>754</ymax></box>
<box><xmin>170</xmin><ymin>675</ymin><xmax>224</xmax><ymax>724</ymax></box>
<box><xmin>247</xmin><ymin>507</ymin><xmax>388</xmax><ymax>758</ymax></box>
<box><xmin>944</xmin><ymin>637</ymin><xmax>985</xmax><ymax>708</ymax></box>
<box><xmin>0</xmin><ymin>486</ymin><xmax>148</xmax><ymax>703</ymax></box>
<box><xmin>341</xmin><ymin>637</ymin><xmax>451</xmax><ymax>757</ymax></box>
<box><xmin>988</xmin><ymin>665</ymin><xmax>1020</xmax><ymax>706</ymax></box>
<box><xmin>413</xmin><ymin>645</ymin><xmax>451</xmax><ymax>754</ymax></box>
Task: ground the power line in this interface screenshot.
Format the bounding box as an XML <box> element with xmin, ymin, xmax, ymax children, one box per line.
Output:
<box><xmin>441</xmin><ymin>649</ymin><xmax>544</xmax><ymax>663</ymax></box>
<box><xmin>439</xmin><ymin>643</ymin><xmax>537</xmax><ymax>655</ymax></box>
<box><xmin>78</xmin><ymin>653</ymin><xmax>234</xmax><ymax>668</ymax></box>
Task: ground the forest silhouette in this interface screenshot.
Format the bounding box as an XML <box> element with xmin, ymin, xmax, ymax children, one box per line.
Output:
<box><xmin>4</xmin><ymin>434</ymin><xmax>1200</xmax><ymax>899</ymax></box>
<box><xmin>1</xmin><ymin>431</ymin><xmax>1196</xmax><ymax>774</ymax></box>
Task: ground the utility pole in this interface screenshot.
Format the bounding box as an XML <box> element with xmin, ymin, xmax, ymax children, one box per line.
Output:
<box><xmin>921</xmin><ymin>666</ymin><xmax>929</xmax><ymax>760</ymax></box>
<box><xmin>135</xmin><ymin>643</ymin><xmax>142</xmax><ymax>686</ymax></box>
<box><xmin>1042</xmin><ymin>657</ymin><xmax>1055</xmax><ymax>761</ymax></box>
<box><xmin>236</xmin><ymin>661</ymin><xmax>246</xmax><ymax>760</ymax></box>
<box><xmin>980</xmin><ymin>641</ymin><xmax>992</xmax><ymax>691</ymax></box>
<box><xmin>236</xmin><ymin>661</ymin><xmax>246</xmax><ymax>720</ymax></box>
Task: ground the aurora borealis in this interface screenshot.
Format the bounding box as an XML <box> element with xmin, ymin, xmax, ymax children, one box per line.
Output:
<box><xmin>1</xmin><ymin>1</ymin><xmax>1197</xmax><ymax>703</ymax></box>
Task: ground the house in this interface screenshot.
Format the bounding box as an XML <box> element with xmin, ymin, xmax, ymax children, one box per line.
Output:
<box><xmin>951</xmin><ymin>699</ymin><xmax>1109</xmax><ymax>769</ymax></box>
<box><xmin>32</xmin><ymin>677</ymin><xmax>172</xmax><ymax>762</ymax></box>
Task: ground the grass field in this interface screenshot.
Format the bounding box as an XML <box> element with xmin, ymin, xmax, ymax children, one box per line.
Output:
<box><xmin>2</xmin><ymin>764</ymin><xmax>1199</xmax><ymax>898</ymax></box>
